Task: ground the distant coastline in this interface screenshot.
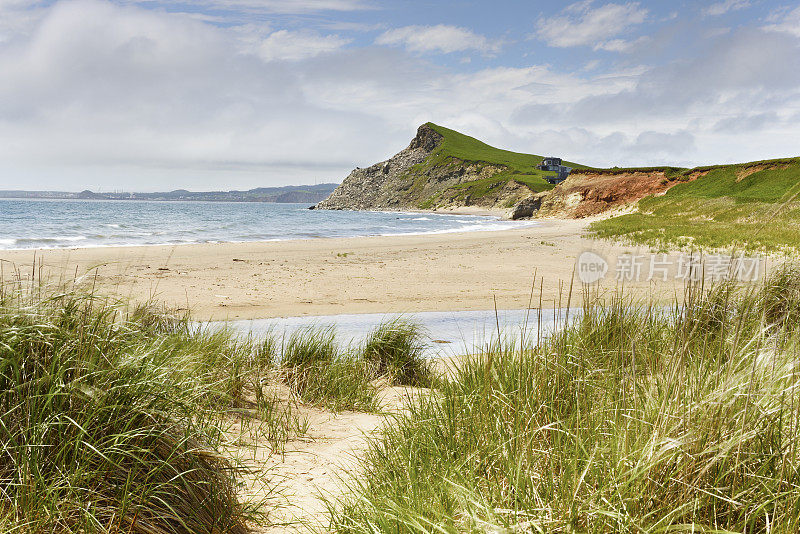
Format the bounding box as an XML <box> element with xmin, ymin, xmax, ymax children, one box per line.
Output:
<box><xmin>0</xmin><ymin>183</ymin><xmax>339</xmax><ymax>203</ymax></box>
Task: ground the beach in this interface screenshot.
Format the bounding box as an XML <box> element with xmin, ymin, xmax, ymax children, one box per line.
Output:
<box><xmin>0</xmin><ymin>217</ymin><xmax>688</xmax><ymax>321</ymax></box>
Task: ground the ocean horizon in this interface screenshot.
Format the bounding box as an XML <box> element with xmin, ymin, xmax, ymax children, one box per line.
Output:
<box><xmin>0</xmin><ymin>198</ymin><xmax>535</xmax><ymax>250</ymax></box>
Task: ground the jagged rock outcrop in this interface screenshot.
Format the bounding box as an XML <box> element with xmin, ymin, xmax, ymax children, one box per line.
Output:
<box><xmin>315</xmin><ymin>125</ymin><xmax>440</xmax><ymax>210</ymax></box>
<box><xmin>315</xmin><ymin>124</ymin><xmax>533</xmax><ymax>212</ymax></box>
<box><xmin>507</xmin><ymin>193</ymin><xmax>545</xmax><ymax>220</ymax></box>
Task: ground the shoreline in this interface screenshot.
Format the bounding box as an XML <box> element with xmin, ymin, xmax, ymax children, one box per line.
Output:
<box><xmin>0</xmin><ymin>221</ymin><xmax>537</xmax><ymax>253</ymax></box>
<box><xmin>0</xmin><ymin>218</ymin><xmax>686</xmax><ymax>321</ymax></box>
<box><xmin>0</xmin><ymin>205</ymin><xmax>521</xmax><ymax>253</ymax></box>
<box><xmin>402</xmin><ymin>205</ymin><xmax>510</xmax><ymax>217</ymax></box>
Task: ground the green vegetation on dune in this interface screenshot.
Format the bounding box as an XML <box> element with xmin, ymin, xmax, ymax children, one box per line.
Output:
<box><xmin>361</xmin><ymin>318</ymin><xmax>433</xmax><ymax>387</ymax></box>
<box><xmin>328</xmin><ymin>271</ymin><xmax>800</xmax><ymax>533</ymax></box>
<box><xmin>0</xmin><ymin>288</ymin><xmax>289</xmax><ymax>532</ymax></box>
<box><xmin>591</xmin><ymin>158</ymin><xmax>800</xmax><ymax>252</ymax></box>
<box><xmin>278</xmin><ymin>319</ymin><xmax>435</xmax><ymax>411</ymax></box>
<box><xmin>279</xmin><ymin>326</ymin><xmax>379</xmax><ymax>412</ymax></box>
<box><xmin>10</xmin><ymin>261</ymin><xmax>800</xmax><ymax>531</ymax></box>
<box><xmin>0</xmin><ymin>281</ymin><xmax>434</xmax><ymax>531</ymax></box>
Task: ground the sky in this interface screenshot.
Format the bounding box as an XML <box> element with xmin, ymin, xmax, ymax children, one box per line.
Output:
<box><xmin>0</xmin><ymin>0</ymin><xmax>799</xmax><ymax>191</ymax></box>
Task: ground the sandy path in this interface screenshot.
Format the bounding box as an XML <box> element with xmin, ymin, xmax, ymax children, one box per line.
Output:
<box><xmin>0</xmin><ymin>218</ymin><xmax>686</xmax><ymax>321</ymax></box>
<box><xmin>232</xmin><ymin>386</ymin><xmax>418</xmax><ymax>533</ymax></box>
<box><xmin>259</xmin><ymin>410</ymin><xmax>381</xmax><ymax>533</ymax></box>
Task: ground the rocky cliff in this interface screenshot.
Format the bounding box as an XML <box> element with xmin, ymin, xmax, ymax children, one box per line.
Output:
<box><xmin>314</xmin><ymin>123</ymin><xmax>730</xmax><ymax>220</ymax></box>
<box><xmin>315</xmin><ymin>123</ymin><xmax>561</xmax><ymax>213</ymax></box>
<box><xmin>315</xmin><ymin>124</ymin><xmax>442</xmax><ymax>210</ymax></box>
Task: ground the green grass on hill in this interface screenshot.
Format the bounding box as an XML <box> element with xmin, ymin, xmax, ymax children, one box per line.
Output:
<box><xmin>414</xmin><ymin>123</ymin><xmax>587</xmax><ymax>203</ymax></box>
<box><xmin>590</xmin><ymin>158</ymin><xmax>800</xmax><ymax>252</ymax></box>
<box><xmin>426</xmin><ymin>123</ymin><xmax>584</xmax><ymax>172</ymax></box>
<box><xmin>584</xmin><ymin>165</ymin><xmax>689</xmax><ymax>176</ymax></box>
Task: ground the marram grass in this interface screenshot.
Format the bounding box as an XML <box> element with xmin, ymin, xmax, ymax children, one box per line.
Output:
<box><xmin>360</xmin><ymin>318</ymin><xmax>433</xmax><ymax>387</ymax></box>
<box><xmin>277</xmin><ymin>318</ymin><xmax>435</xmax><ymax>412</ymax></box>
<box><xmin>326</xmin><ymin>267</ymin><xmax>800</xmax><ymax>533</ymax></box>
<box><xmin>0</xmin><ymin>277</ymin><xmax>436</xmax><ymax>531</ymax></box>
<box><xmin>11</xmin><ymin>265</ymin><xmax>800</xmax><ymax>532</ymax></box>
<box><xmin>279</xmin><ymin>326</ymin><xmax>379</xmax><ymax>413</ymax></box>
<box><xmin>0</xmin><ymin>284</ymin><xmax>300</xmax><ymax>533</ymax></box>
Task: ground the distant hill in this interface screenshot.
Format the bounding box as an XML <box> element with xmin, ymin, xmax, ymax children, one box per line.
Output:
<box><xmin>0</xmin><ymin>184</ymin><xmax>339</xmax><ymax>203</ymax></box>
<box><xmin>315</xmin><ymin>122</ymin><xmax>586</xmax><ymax>212</ymax></box>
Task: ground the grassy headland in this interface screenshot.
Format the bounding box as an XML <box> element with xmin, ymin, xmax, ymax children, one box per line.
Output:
<box><xmin>416</xmin><ymin>123</ymin><xmax>586</xmax><ymax>207</ymax></box>
<box><xmin>317</xmin><ymin>121</ymin><xmax>591</xmax><ymax>212</ymax></box>
<box><xmin>317</xmin><ymin>121</ymin><xmax>799</xmax><ymax>224</ymax></box>
<box><xmin>590</xmin><ymin>158</ymin><xmax>800</xmax><ymax>252</ymax></box>
<box><xmin>423</xmin><ymin>123</ymin><xmax>585</xmax><ymax>192</ymax></box>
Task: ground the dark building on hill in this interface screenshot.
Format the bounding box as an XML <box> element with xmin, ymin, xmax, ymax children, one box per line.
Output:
<box><xmin>537</xmin><ymin>157</ymin><xmax>572</xmax><ymax>184</ymax></box>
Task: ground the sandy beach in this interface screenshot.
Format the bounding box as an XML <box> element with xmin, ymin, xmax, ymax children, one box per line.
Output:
<box><xmin>0</xmin><ymin>218</ymin><xmax>690</xmax><ymax>321</ymax></box>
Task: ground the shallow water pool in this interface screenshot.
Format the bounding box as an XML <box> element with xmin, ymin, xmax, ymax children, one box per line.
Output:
<box><xmin>223</xmin><ymin>308</ymin><xmax>580</xmax><ymax>358</ymax></box>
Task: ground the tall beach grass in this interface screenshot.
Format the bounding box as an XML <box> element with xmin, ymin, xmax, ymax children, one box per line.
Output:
<box><xmin>0</xmin><ymin>280</ymin><xmax>301</xmax><ymax>532</ymax></box>
<box><xmin>279</xmin><ymin>326</ymin><xmax>379</xmax><ymax>413</ymax></box>
<box><xmin>360</xmin><ymin>318</ymin><xmax>433</xmax><ymax>387</ymax></box>
<box><xmin>276</xmin><ymin>318</ymin><xmax>433</xmax><ymax>412</ymax></box>
<box><xmin>327</xmin><ymin>267</ymin><xmax>800</xmax><ymax>533</ymax></box>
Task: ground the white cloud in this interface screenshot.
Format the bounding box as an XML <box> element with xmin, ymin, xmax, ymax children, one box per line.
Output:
<box><xmin>763</xmin><ymin>6</ymin><xmax>800</xmax><ymax>38</ymax></box>
<box><xmin>0</xmin><ymin>0</ymin><xmax>40</xmax><ymax>7</ymax></box>
<box><xmin>582</xmin><ymin>59</ymin><xmax>601</xmax><ymax>70</ymax></box>
<box><xmin>594</xmin><ymin>35</ymin><xmax>649</xmax><ymax>52</ymax></box>
<box><xmin>713</xmin><ymin>112</ymin><xmax>777</xmax><ymax>133</ymax></box>
<box><xmin>630</xmin><ymin>130</ymin><xmax>695</xmax><ymax>156</ymax></box>
<box><xmin>0</xmin><ymin>0</ymin><xmax>798</xmax><ymax>190</ymax></box>
<box><xmin>124</xmin><ymin>0</ymin><xmax>372</xmax><ymax>13</ymax></box>
<box><xmin>376</xmin><ymin>24</ymin><xmax>500</xmax><ymax>55</ymax></box>
<box><xmin>535</xmin><ymin>1</ymin><xmax>648</xmax><ymax>50</ymax></box>
<box><xmin>702</xmin><ymin>0</ymin><xmax>750</xmax><ymax>17</ymax></box>
<box><xmin>257</xmin><ymin>30</ymin><xmax>351</xmax><ymax>61</ymax></box>
<box><xmin>703</xmin><ymin>27</ymin><xmax>732</xmax><ymax>39</ymax></box>
<box><xmin>0</xmin><ymin>0</ymin><xmax>47</xmax><ymax>42</ymax></box>
<box><xmin>320</xmin><ymin>21</ymin><xmax>386</xmax><ymax>32</ymax></box>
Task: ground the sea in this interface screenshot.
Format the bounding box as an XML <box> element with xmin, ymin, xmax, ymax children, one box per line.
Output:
<box><xmin>0</xmin><ymin>198</ymin><xmax>535</xmax><ymax>250</ymax></box>
<box><xmin>1</xmin><ymin>198</ymin><xmax>548</xmax><ymax>350</ymax></box>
